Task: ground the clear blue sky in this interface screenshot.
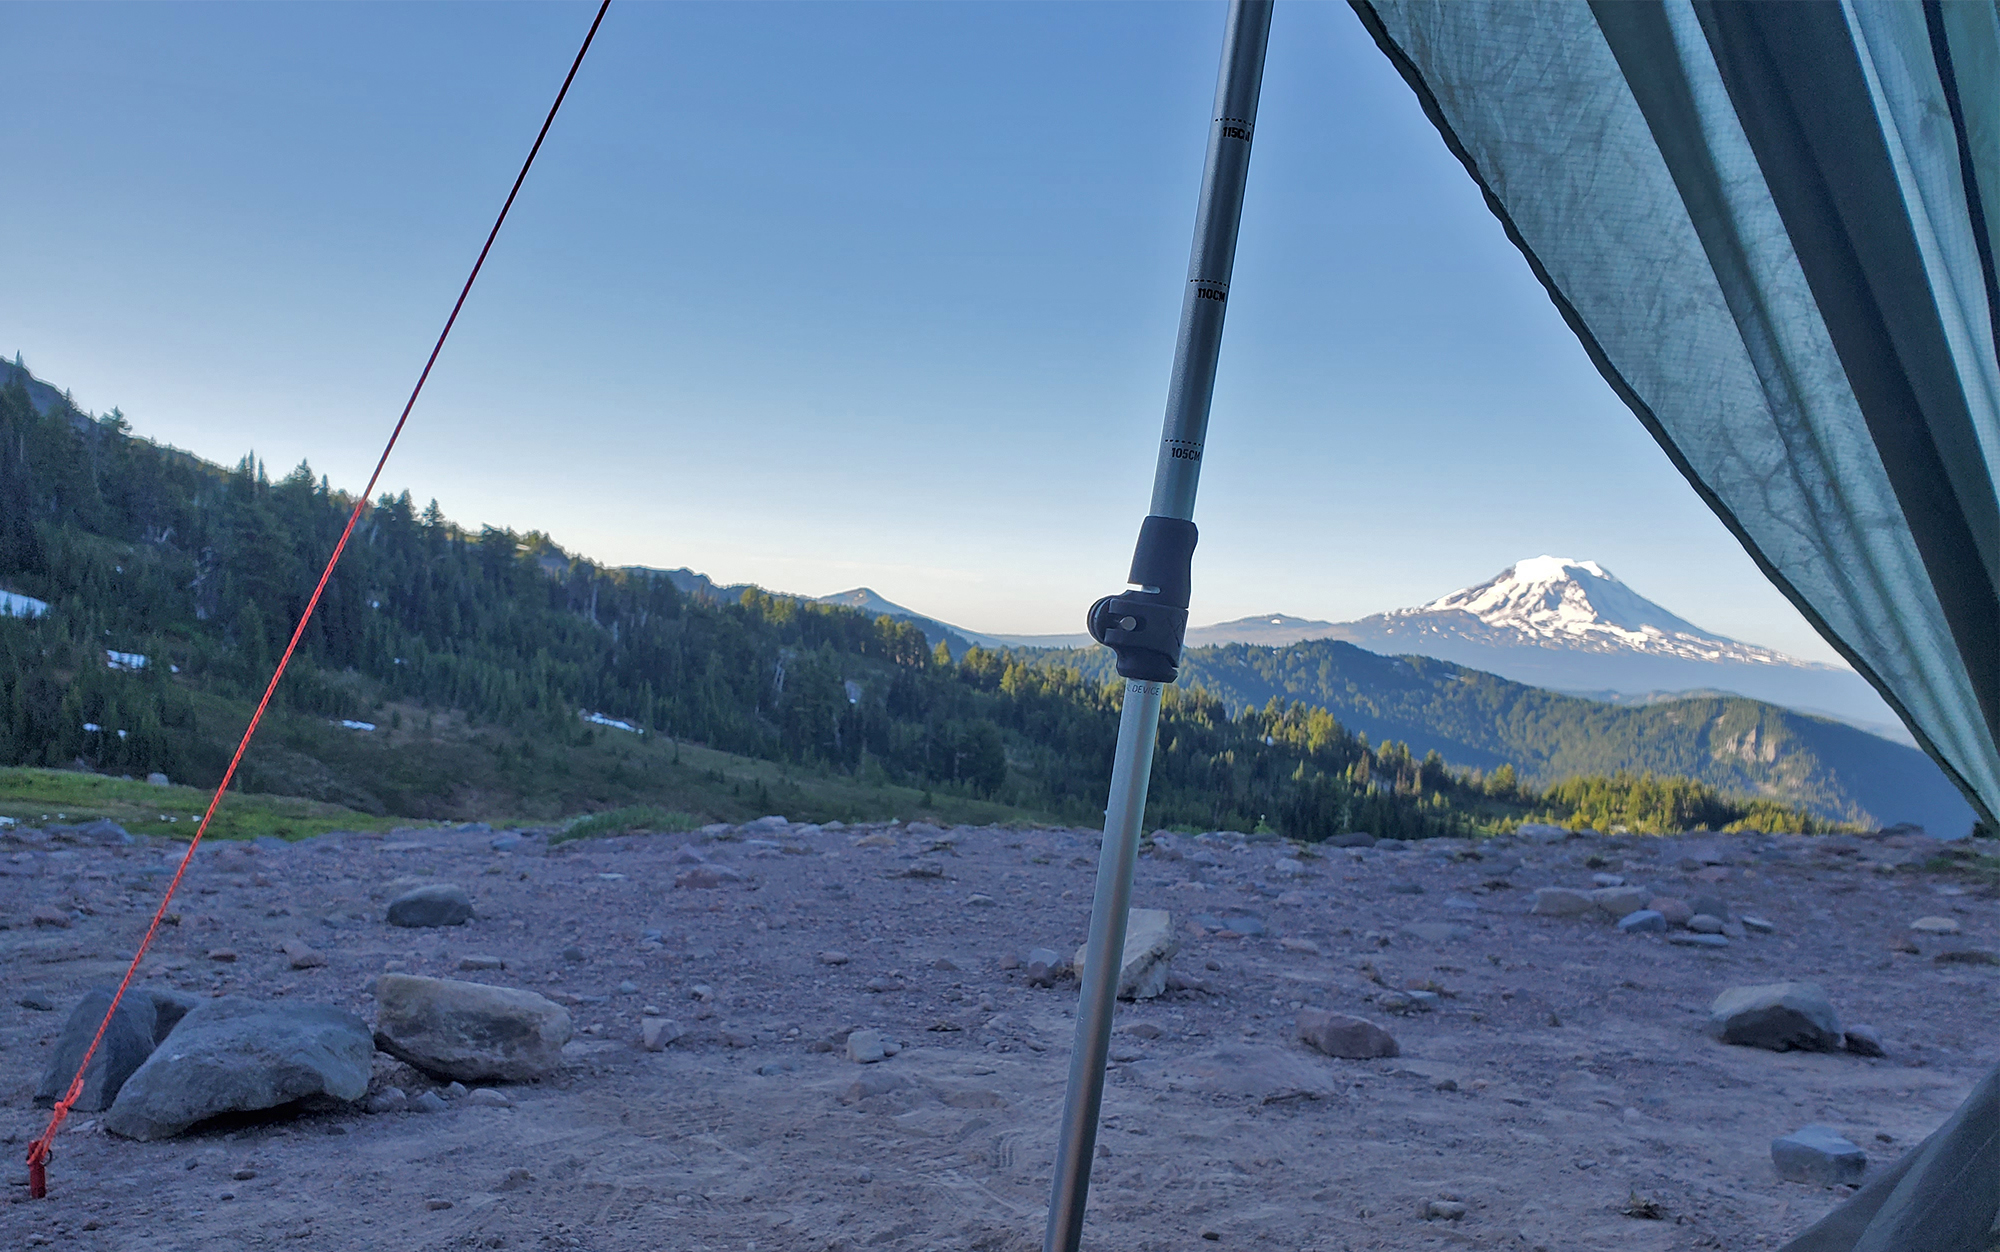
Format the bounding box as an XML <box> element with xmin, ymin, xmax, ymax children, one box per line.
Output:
<box><xmin>2</xmin><ymin>0</ymin><xmax>1845</xmax><ymax>664</ymax></box>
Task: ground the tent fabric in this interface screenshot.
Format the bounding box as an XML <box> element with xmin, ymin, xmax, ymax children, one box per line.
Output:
<box><xmin>1349</xmin><ymin>0</ymin><xmax>2000</xmax><ymax>841</ymax></box>
<box><xmin>1348</xmin><ymin>4</ymin><xmax>2000</xmax><ymax>1250</ymax></box>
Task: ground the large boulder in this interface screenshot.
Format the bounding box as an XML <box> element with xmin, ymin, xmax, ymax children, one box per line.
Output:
<box><xmin>35</xmin><ymin>986</ymin><xmax>198</xmax><ymax>1112</ymax></box>
<box><xmin>1772</xmin><ymin>1125</ymin><xmax>1867</xmax><ymax>1185</ymax></box>
<box><xmin>1073</xmin><ymin>909</ymin><xmax>1177</xmax><ymax>1001</ymax></box>
<box><xmin>104</xmin><ymin>999</ymin><xmax>372</xmax><ymax>1140</ymax></box>
<box><xmin>386</xmin><ymin>883</ymin><xmax>473</xmax><ymax>928</ymax></box>
<box><xmin>1296</xmin><ymin>1009</ymin><xmax>1398</xmax><ymax>1059</ymax></box>
<box><xmin>1707</xmin><ymin>982</ymin><xmax>1842</xmax><ymax>1051</ymax></box>
<box><xmin>1591</xmin><ymin>886</ymin><xmax>1652</xmax><ymax>918</ymax></box>
<box><xmin>372</xmin><ymin>973</ymin><xmax>572</xmax><ymax>1081</ymax></box>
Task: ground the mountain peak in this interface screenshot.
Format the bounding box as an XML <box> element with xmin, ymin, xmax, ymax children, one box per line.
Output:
<box><xmin>1414</xmin><ymin>555</ymin><xmax>1718</xmax><ymax>646</ymax></box>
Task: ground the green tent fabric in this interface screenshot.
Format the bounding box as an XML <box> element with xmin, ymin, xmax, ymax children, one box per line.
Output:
<box><xmin>1350</xmin><ymin>0</ymin><xmax>1999</xmax><ymax>840</ymax></box>
<box><xmin>1349</xmin><ymin>3</ymin><xmax>2000</xmax><ymax>1249</ymax></box>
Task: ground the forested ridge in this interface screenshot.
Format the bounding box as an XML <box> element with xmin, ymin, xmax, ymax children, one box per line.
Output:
<box><xmin>0</xmin><ymin>363</ymin><xmax>1835</xmax><ymax>837</ymax></box>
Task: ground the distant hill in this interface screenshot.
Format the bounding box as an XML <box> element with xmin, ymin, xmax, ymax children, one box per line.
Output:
<box><xmin>1043</xmin><ymin>638</ymin><xmax>1978</xmax><ymax>837</ymax></box>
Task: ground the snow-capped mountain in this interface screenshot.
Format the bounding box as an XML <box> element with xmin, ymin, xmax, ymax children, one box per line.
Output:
<box><xmin>1293</xmin><ymin>557</ymin><xmax>1906</xmax><ymax>741</ymax></box>
<box><xmin>1394</xmin><ymin>556</ymin><xmax>1810</xmax><ymax>666</ymax></box>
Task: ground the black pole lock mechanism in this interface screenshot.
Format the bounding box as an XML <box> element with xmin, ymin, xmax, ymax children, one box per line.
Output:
<box><xmin>1087</xmin><ymin>515</ymin><xmax>1198</xmax><ymax>683</ymax></box>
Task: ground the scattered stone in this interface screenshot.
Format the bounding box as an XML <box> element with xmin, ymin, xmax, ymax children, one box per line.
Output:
<box><xmin>1843</xmin><ymin>1025</ymin><xmax>1886</xmax><ymax>1057</ymax></box>
<box><xmin>385</xmin><ymin>884</ymin><xmax>473</xmax><ymax>928</ymax></box>
<box><xmin>1591</xmin><ymin>886</ymin><xmax>1651</xmax><ymax>918</ymax></box>
<box><xmin>1688</xmin><ymin>914</ymin><xmax>1725</xmax><ymax>934</ymax></box>
<box><xmin>372</xmin><ymin>974</ymin><xmax>573</xmax><ymax>1081</ymax></box>
<box><xmin>562</xmin><ymin>946</ymin><xmax>586</xmax><ymax>963</ymax></box>
<box><xmin>640</xmin><ymin>1017</ymin><xmax>682</xmax><ymax>1052</ymax></box>
<box><xmin>846</xmin><ymin>1029</ymin><xmax>889</xmax><ymax>1064</ymax></box>
<box><xmin>425</xmin><ymin>1197</ymin><xmax>454</xmax><ymax>1210</ymax></box>
<box><xmin>1707</xmin><ymin>982</ymin><xmax>1842</xmax><ymax>1052</ymax></box>
<box><xmin>1295</xmin><ymin>1009</ymin><xmax>1398</xmax><ymax>1059</ymax></box>
<box><xmin>1425</xmin><ymin>1199</ymin><xmax>1467</xmax><ymax>1220</ymax></box>
<box><xmin>1591</xmin><ymin>873</ymin><xmax>1625</xmax><ymax>887</ymax></box>
<box><xmin>1688</xmin><ymin>894</ymin><xmax>1731</xmax><ymax>922</ymax></box>
<box><xmin>1934</xmin><ymin>948</ymin><xmax>2000</xmax><ymax>966</ymax></box>
<box><xmin>1515</xmin><ymin>823</ymin><xmax>1568</xmax><ymax>845</ymax></box>
<box><xmin>31</xmin><ymin>905</ymin><xmax>71</xmax><ymax>929</ymax></box>
<box><xmin>366</xmin><ymin>1087</ymin><xmax>408</xmax><ymax>1114</ymax></box>
<box><xmin>104</xmin><ymin>999</ymin><xmax>373</xmax><ymax>1140</ymax></box>
<box><xmin>457</xmin><ymin>955</ymin><xmax>504</xmax><ymax>971</ymax></box>
<box><xmin>207</xmin><ymin>948</ymin><xmax>237</xmax><ymax>963</ymax></box>
<box><xmin>410</xmin><ymin>1090</ymin><xmax>449</xmax><ymax>1114</ymax></box>
<box><xmin>1772</xmin><ymin>1125</ymin><xmax>1867</xmax><ymax>1185</ymax></box>
<box><xmin>147</xmin><ymin>773</ymin><xmax>171</xmax><ymax>786</ymax></box>
<box><xmin>35</xmin><ymin>987</ymin><xmax>194</xmax><ymax>1112</ymax></box>
<box><xmin>674</xmin><ymin>865</ymin><xmax>744</xmax><ymax>889</ymax></box>
<box><xmin>1741</xmin><ymin>915</ymin><xmax>1776</xmax><ymax>934</ymax></box>
<box><xmin>1649</xmin><ymin>897</ymin><xmax>1693</xmax><ymax>927</ymax></box>
<box><xmin>1910</xmin><ymin>916</ymin><xmax>1961</xmax><ymax>935</ymax></box>
<box><xmin>1618</xmin><ymin>909</ymin><xmax>1667</xmax><ymax>934</ymax></box>
<box><xmin>283</xmin><ymin>942</ymin><xmax>327</xmax><ymax>970</ymax></box>
<box><xmin>19</xmin><ymin>991</ymin><xmax>55</xmax><ymax>1012</ymax></box>
<box><xmin>1120</xmin><ymin>1021</ymin><xmax>1165</xmax><ymax>1040</ymax></box>
<box><xmin>818</xmin><ymin>950</ymin><xmax>850</xmax><ymax>966</ymax></box>
<box><xmin>616</xmin><ymin>980</ymin><xmax>638</xmax><ymax>995</ymax></box>
<box><xmin>1278</xmin><ymin>937</ymin><xmax>1321</xmax><ymax>955</ymax></box>
<box><xmin>1073</xmin><ymin>909</ymin><xmax>1178</xmax><ymax>1001</ymax></box>
<box><xmin>1401</xmin><ymin>922</ymin><xmax>1471</xmax><ymax>943</ymax></box>
<box><xmin>465</xmin><ymin>1087</ymin><xmax>514</xmax><ymax>1108</ymax></box>
<box><xmin>966</xmin><ymin>893</ymin><xmax>996</xmax><ymax>906</ymax></box>
<box><xmin>443</xmin><ymin>1081</ymin><xmax>468</xmax><ymax>1098</ymax></box>
<box><xmin>1667</xmin><ymin>933</ymin><xmax>1729</xmax><ymax>948</ymax></box>
<box><xmin>1530</xmin><ymin>887</ymin><xmax>1593</xmax><ymax>917</ymax></box>
<box><xmin>1025</xmin><ymin>947</ymin><xmax>1064</xmax><ymax>988</ymax></box>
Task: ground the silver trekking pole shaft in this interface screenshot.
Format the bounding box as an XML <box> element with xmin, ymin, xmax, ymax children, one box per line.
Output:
<box><xmin>1043</xmin><ymin>4</ymin><xmax>1271</xmax><ymax>1250</ymax></box>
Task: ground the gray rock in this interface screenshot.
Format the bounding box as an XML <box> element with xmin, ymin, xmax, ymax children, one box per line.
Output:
<box><xmin>385</xmin><ymin>883</ymin><xmax>473</xmax><ymax>928</ymax></box>
<box><xmin>465</xmin><ymin>1087</ymin><xmax>514</xmax><ymax>1108</ymax></box>
<box><xmin>372</xmin><ymin>974</ymin><xmax>572</xmax><ymax>1081</ymax></box>
<box><xmin>1741</xmin><ymin>915</ymin><xmax>1776</xmax><ymax>934</ymax></box>
<box><xmin>1530</xmin><ymin>887</ymin><xmax>1593</xmax><ymax>917</ymax></box>
<box><xmin>1688</xmin><ymin>894</ymin><xmax>1730</xmax><ymax>922</ymax></box>
<box><xmin>1591</xmin><ymin>886</ymin><xmax>1652</xmax><ymax>918</ymax></box>
<box><xmin>640</xmin><ymin>1017</ymin><xmax>681</xmax><ymax>1052</ymax></box>
<box><xmin>1649</xmin><ymin>896</ymin><xmax>1693</xmax><ymax>927</ymax></box>
<box><xmin>147</xmin><ymin>772</ymin><xmax>171</xmax><ymax>787</ymax></box>
<box><xmin>846</xmin><ymin>1029</ymin><xmax>888</xmax><ymax>1064</ymax></box>
<box><xmin>1668</xmin><ymin>932</ymin><xmax>1730</xmax><ymax>948</ymax></box>
<box><xmin>35</xmin><ymin>986</ymin><xmax>195</xmax><ymax>1112</ymax></box>
<box><xmin>1618</xmin><ymin>909</ymin><xmax>1667</xmax><ymax>934</ymax></box>
<box><xmin>1707</xmin><ymin>982</ymin><xmax>1842</xmax><ymax>1051</ymax></box>
<box><xmin>1843</xmin><ymin>1024</ymin><xmax>1886</xmax><ymax>1057</ymax></box>
<box><xmin>1688</xmin><ymin>914</ymin><xmax>1726</xmax><ymax>934</ymax></box>
<box><xmin>1591</xmin><ymin>873</ymin><xmax>1625</xmax><ymax>887</ymax></box>
<box><xmin>1074</xmin><ymin>909</ymin><xmax>1178</xmax><ymax>1000</ymax></box>
<box><xmin>1402</xmin><ymin>922</ymin><xmax>1472</xmax><ymax>943</ymax></box>
<box><xmin>104</xmin><ymin>999</ymin><xmax>372</xmax><ymax>1140</ymax></box>
<box><xmin>1025</xmin><ymin>947</ymin><xmax>1064</xmax><ymax>988</ymax></box>
<box><xmin>1328</xmin><ymin>833</ymin><xmax>1376</xmax><ymax>848</ymax></box>
<box><xmin>51</xmin><ymin>819</ymin><xmax>133</xmax><ymax>846</ymax></box>
<box><xmin>365</xmin><ymin>1087</ymin><xmax>408</xmax><ymax>1114</ymax></box>
<box><xmin>1515</xmin><ymin>823</ymin><xmax>1568</xmax><ymax>845</ymax></box>
<box><xmin>410</xmin><ymin>1090</ymin><xmax>450</xmax><ymax>1114</ymax></box>
<box><xmin>1772</xmin><ymin>1125</ymin><xmax>1867</xmax><ymax>1185</ymax></box>
<box><xmin>1296</xmin><ymin>1009</ymin><xmax>1398</xmax><ymax>1059</ymax></box>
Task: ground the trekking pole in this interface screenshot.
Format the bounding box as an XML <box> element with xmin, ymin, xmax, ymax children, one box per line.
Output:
<box><xmin>1043</xmin><ymin>4</ymin><xmax>1271</xmax><ymax>1248</ymax></box>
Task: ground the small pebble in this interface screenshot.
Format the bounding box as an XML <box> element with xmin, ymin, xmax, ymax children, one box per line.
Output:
<box><xmin>425</xmin><ymin>1197</ymin><xmax>453</xmax><ymax>1210</ymax></box>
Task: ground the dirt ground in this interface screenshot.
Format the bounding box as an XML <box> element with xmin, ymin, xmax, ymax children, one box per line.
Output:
<box><xmin>1</xmin><ymin>817</ymin><xmax>1993</xmax><ymax>1252</ymax></box>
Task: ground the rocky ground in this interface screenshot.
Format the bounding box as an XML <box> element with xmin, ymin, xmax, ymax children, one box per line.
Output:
<box><xmin>0</xmin><ymin>816</ymin><xmax>1994</xmax><ymax>1252</ymax></box>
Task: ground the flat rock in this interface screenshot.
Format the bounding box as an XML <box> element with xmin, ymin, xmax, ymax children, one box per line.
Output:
<box><xmin>640</xmin><ymin>1017</ymin><xmax>682</xmax><ymax>1051</ymax></box>
<box><xmin>104</xmin><ymin>999</ymin><xmax>372</xmax><ymax>1140</ymax></box>
<box><xmin>1668</xmin><ymin>933</ymin><xmax>1730</xmax><ymax>948</ymax></box>
<box><xmin>386</xmin><ymin>884</ymin><xmax>473</xmax><ymax>928</ymax></box>
<box><xmin>1618</xmin><ymin>909</ymin><xmax>1667</xmax><ymax>934</ymax></box>
<box><xmin>1296</xmin><ymin>1009</ymin><xmax>1398</xmax><ymax>1059</ymax></box>
<box><xmin>372</xmin><ymin>973</ymin><xmax>572</xmax><ymax>1081</ymax></box>
<box><xmin>1909</xmin><ymin>916</ymin><xmax>1961</xmax><ymax>934</ymax></box>
<box><xmin>1688</xmin><ymin>914</ymin><xmax>1726</xmax><ymax>934</ymax></box>
<box><xmin>846</xmin><ymin>1028</ymin><xmax>888</xmax><ymax>1064</ymax></box>
<box><xmin>1073</xmin><ymin>908</ymin><xmax>1177</xmax><ymax>1001</ymax></box>
<box><xmin>1772</xmin><ymin>1125</ymin><xmax>1867</xmax><ymax>1185</ymax></box>
<box><xmin>1591</xmin><ymin>886</ymin><xmax>1651</xmax><ymax>917</ymax></box>
<box><xmin>1144</xmin><ymin>1044</ymin><xmax>1341</xmax><ymax>1102</ymax></box>
<box><xmin>1530</xmin><ymin>887</ymin><xmax>1593</xmax><ymax>917</ymax></box>
<box><xmin>1649</xmin><ymin>896</ymin><xmax>1693</xmax><ymax>927</ymax></box>
<box><xmin>1707</xmin><ymin>982</ymin><xmax>1842</xmax><ymax>1051</ymax></box>
<box><xmin>35</xmin><ymin>986</ymin><xmax>196</xmax><ymax>1112</ymax></box>
<box><xmin>1515</xmin><ymin>823</ymin><xmax>1568</xmax><ymax>845</ymax></box>
<box><xmin>1843</xmin><ymin>1024</ymin><xmax>1886</xmax><ymax>1057</ymax></box>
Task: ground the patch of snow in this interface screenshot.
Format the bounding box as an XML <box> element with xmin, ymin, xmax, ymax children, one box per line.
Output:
<box><xmin>106</xmin><ymin>650</ymin><xmax>147</xmax><ymax>671</ymax></box>
<box><xmin>83</xmin><ymin>722</ymin><xmax>102</xmax><ymax>733</ymax></box>
<box><xmin>0</xmin><ymin>590</ymin><xmax>48</xmax><ymax>618</ymax></box>
<box><xmin>336</xmin><ymin>719</ymin><xmax>377</xmax><ymax>732</ymax></box>
<box><xmin>581</xmin><ymin>711</ymin><xmax>642</xmax><ymax>735</ymax></box>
